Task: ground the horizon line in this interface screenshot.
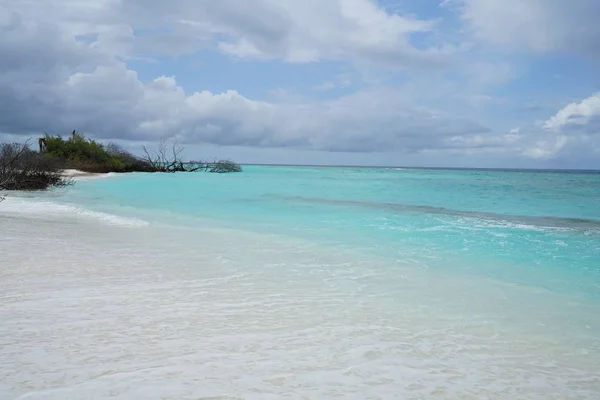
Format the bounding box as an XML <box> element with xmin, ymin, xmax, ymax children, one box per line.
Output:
<box><xmin>242</xmin><ymin>163</ymin><xmax>600</xmax><ymax>172</ymax></box>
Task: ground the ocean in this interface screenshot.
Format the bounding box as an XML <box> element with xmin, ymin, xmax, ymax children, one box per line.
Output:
<box><xmin>1</xmin><ymin>166</ymin><xmax>599</xmax><ymax>399</ymax></box>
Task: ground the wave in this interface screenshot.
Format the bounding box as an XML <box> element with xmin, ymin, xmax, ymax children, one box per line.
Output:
<box><xmin>280</xmin><ymin>196</ymin><xmax>600</xmax><ymax>232</ymax></box>
<box><xmin>0</xmin><ymin>197</ymin><xmax>148</xmax><ymax>227</ymax></box>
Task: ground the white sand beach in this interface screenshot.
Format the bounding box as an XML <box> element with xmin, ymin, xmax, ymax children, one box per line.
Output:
<box><xmin>61</xmin><ymin>169</ymin><xmax>111</xmax><ymax>180</ymax></box>
<box><xmin>1</xmin><ymin>197</ymin><xmax>599</xmax><ymax>399</ymax></box>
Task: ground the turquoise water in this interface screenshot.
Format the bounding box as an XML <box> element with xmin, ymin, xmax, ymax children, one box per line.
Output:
<box><xmin>65</xmin><ymin>166</ymin><xmax>600</xmax><ymax>298</ymax></box>
<box><xmin>2</xmin><ymin>166</ymin><xmax>600</xmax><ymax>399</ymax></box>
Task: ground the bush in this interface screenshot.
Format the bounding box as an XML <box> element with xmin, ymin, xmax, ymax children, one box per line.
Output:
<box><xmin>0</xmin><ymin>142</ymin><xmax>71</xmax><ymax>191</ymax></box>
<box><xmin>6</xmin><ymin>131</ymin><xmax>242</xmax><ymax>179</ymax></box>
<box><xmin>44</xmin><ymin>132</ymin><xmax>110</xmax><ymax>165</ymax></box>
<box><xmin>43</xmin><ymin>132</ymin><xmax>153</xmax><ymax>173</ymax></box>
<box><xmin>106</xmin><ymin>142</ymin><xmax>155</xmax><ymax>172</ymax></box>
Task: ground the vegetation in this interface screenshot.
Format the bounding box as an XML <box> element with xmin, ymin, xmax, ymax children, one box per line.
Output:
<box><xmin>0</xmin><ymin>141</ymin><xmax>71</xmax><ymax>191</ymax></box>
<box><xmin>0</xmin><ymin>131</ymin><xmax>242</xmax><ymax>191</ymax></box>
<box><xmin>42</xmin><ymin>132</ymin><xmax>154</xmax><ymax>173</ymax></box>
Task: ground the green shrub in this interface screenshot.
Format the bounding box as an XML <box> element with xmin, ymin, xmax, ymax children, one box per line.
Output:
<box><xmin>44</xmin><ymin>132</ymin><xmax>110</xmax><ymax>166</ymax></box>
<box><xmin>36</xmin><ymin>132</ymin><xmax>241</xmax><ymax>175</ymax></box>
<box><xmin>42</xmin><ymin>132</ymin><xmax>153</xmax><ymax>173</ymax></box>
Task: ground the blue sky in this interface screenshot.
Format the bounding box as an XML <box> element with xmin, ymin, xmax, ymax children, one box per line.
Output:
<box><xmin>1</xmin><ymin>0</ymin><xmax>600</xmax><ymax>168</ymax></box>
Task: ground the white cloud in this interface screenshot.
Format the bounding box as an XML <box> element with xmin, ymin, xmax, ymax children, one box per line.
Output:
<box><xmin>543</xmin><ymin>93</ymin><xmax>600</xmax><ymax>132</ymax></box>
<box><xmin>2</xmin><ymin>0</ymin><xmax>598</xmax><ymax>165</ymax></box>
<box><xmin>0</xmin><ymin>5</ymin><xmax>499</xmax><ymax>155</ymax></box>
<box><xmin>449</xmin><ymin>0</ymin><xmax>600</xmax><ymax>56</ymax></box>
<box><xmin>5</xmin><ymin>0</ymin><xmax>451</xmax><ymax>68</ymax></box>
<box><xmin>520</xmin><ymin>135</ymin><xmax>569</xmax><ymax>160</ymax></box>
<box><xmin>440</xmin><ymin>91</ymin><xmax>600</xmax><ymax>161</ymax></box>
<box><xmin>1</xmin><ymin>60</ymin><xmax>494</xmax><ymax>152</ymax></box>
<box><xmin>510</xmin><ymin>93</ymin><xmax>600</xmax><ymax>160</ymax></box>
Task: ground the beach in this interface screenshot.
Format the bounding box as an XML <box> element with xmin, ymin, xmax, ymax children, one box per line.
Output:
<box><xmin>61</xmin><ymin>169</ymin><xmax>110</xmax><ymax>180</ymax></box>
<box><xmin>1</xmin><ymin>166</ymin><xmax>599</xmax><ymax>399</ymax></box>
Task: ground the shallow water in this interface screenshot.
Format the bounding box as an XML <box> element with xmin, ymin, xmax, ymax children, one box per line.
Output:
<box><xmin>1</xmin><ymin>166</ymin><xmax>599</xmax><ymax>399</ymax></box>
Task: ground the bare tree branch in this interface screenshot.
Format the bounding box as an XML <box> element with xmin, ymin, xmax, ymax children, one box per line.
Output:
<box><xmin>140</xmin><ymin>138</ymin><xmax>242</xmax><ymax>174</ymax></box>
<box><xmin>0</xmin><ymin>141</ymin><xmax>71</xmax><ymax>191</ymax></box>
<box><xmin>141</xmin><ymin>138</ymin><xmax>192</xmax><ymax>173</ymax></box>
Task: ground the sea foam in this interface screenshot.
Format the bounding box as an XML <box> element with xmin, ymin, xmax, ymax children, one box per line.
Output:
<box><xmin>0</xmin><ymin>197</ymin><xmax>148</xmax><ymax>227</ymax></box>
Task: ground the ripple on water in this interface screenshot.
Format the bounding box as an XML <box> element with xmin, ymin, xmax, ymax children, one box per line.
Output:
<box><xmin>1</xmin><ymin>216</ymin><xmax>600</xmax><ymax>399</ymax></box>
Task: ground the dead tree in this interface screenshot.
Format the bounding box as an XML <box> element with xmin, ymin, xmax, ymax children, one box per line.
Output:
<box><xmin>142</xmin><ymin>139</ymin><xmax>185</xmax><ymax>173</ymax></box>
<box><xmin>141</xmin><ymin>138</ymin><xmax>241</xmax><ymax>173</ymax></box>
<box><xmin>209</xmin><ymin>160</ymin><xmax>243</xmax><ymax>173</ymax></box>
<box><xmin>0</xmin><ymin>141</ymin><xmax>71</xmax><ymax>191</ymax></box>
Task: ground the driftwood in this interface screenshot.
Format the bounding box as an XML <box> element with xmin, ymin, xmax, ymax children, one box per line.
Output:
<box><xmin>142</xmin><ymin>139</ymin><xmax>241</xmax><ymax>173</ymax></box>
<box><xmin>209</xmin><ymin>160</ymin><xmax>242</xmax><ymax>173</ymax></box>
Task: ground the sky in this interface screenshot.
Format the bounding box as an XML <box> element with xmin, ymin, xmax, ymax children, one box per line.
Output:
<box><xmin>1</xmin><ymin>0</ymin><xmax>600</xmax><ymax>168</ymax></box>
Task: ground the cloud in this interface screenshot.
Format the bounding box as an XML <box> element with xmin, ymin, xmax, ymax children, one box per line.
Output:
<box><xmin>440</xmin><ymin>92</ymin><xmax>600</xmax><ymax>161</ymax></box>
<box><xmin>465</xmin><ymin>62</ymin><xmax>516</xmax><ymax>87</ymax></box>
<box><xmin>1</xmin><ymin>61</ymin><xmax>494</xmax><ymax>153</ymax></box>
<box><xmin>0</xmin><ymin>5</ymin><xmax>499</xmax><ymax>155</ymax></box>
<box><xmin>2</xmin><ymin>0</ymin><xmax>598</xmax><ymax>165</ymax></box>
<box><xmin>502</xmin><ymin>93</ymin><xmax>600</xmax><ymax>160</ymax></box>
<box><xmin>449</xmin><ymin>0</ymin><xmax>600</xmax><ymax>57</ymax></box>
<box><xmin>519</xmin><ymin>134</ymin><xmax>569</xmax><ymax>160</ymax></box>
<box><xmin>529</xmin><ymin>93</ymin><xmax>600</xmax><ymax>158</ymax></box>
<box><xmin>543</xmin><ymin>93</ymin><xmax>600</xmax><ymax>133</ymax></box>
<box><xmin>5</xmin><ymin>0</ymin><xmax>452</xmax><ymax>68</ymax></box>
<box><xmin>134</xmin><ymin>28</ymin><xmax>211</xmax><ymax>56</ymax></box>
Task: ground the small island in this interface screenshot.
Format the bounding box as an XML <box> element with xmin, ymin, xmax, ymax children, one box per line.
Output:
<box><xmin>0</xmin><ymin>131</ymin><xmax>242</xmax><ymax>192</ymax></box>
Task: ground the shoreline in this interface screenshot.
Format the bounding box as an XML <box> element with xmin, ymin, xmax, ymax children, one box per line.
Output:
<box><xmin>1</xmin><ymin>210</ymin><xmax>599</xmax><ymax>399</ymax></box>
<box><xmin>61</xmin><ymin>169</ymin><xmax>112</xmax><ymax>180</ymax></box>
